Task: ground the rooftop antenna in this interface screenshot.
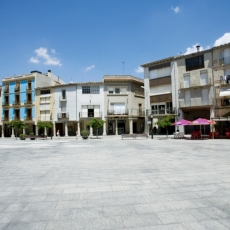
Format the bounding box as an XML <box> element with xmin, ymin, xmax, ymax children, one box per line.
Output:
<box><xmin>121</xmin><ymin>61</ymin><xmax>125</xmax><ymax>75</ymax></box>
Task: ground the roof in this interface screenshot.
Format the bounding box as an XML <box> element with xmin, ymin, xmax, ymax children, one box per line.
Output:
<box><xmin>103</xmin><ymin>75</ymin><xmax>143</xmax><ymax>84</ymax></box>
<box><xmin>141</xmin><ymin>56</ymin><xmax>174</xmax><ymax>67</ymax></box>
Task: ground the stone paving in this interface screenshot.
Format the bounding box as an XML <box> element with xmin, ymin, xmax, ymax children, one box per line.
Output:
<box><xmin>0</xmin><ymin>136</ymin><xmax>230</xmax><ymax>230</ymax></box>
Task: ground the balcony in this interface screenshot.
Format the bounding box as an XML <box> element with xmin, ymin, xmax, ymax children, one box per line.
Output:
<box><xmin>59</xmin><ymin>95</ymin><xmax>67</xmax><ymax>101</ymax></box>
<box><xmin>1</xmin><ymin>117</ymin><xmax>9</xmax><ymax>122</ymax></box>
<box><xmin>4</xmin><ymin>86</ymin><xmax>9</xmax><ymax>94</ymax></box>
<box><xmin>24</xmin><ymin>100</ymin><xmax>33</xmax><ymax>107</ymax></box>
<box><xmin>57</xmin><ymin>112</ymin><xmax>69</xmax><ymax>119</ymax></box>
<box><xmin>38</xmin><ymin>116</ymin><xmax>52</xmax><ymax>121</ymax></box>
<box><xmin>179</xmin><ymin>97</ymin><xmax>213</xmax><ymax>108</ymax></box>
<box><xmin>130</xmin><ymin>109</ymin><xmax>145</xmax><ymax>116</ymax></box>
<box><xmin>79</xmin><ymin>112</ymin><xmax>102</xmax><ymax>118</ymax></box>
<box><xmin>2</xmin><ymin>101</ymin><xmax>9</xmax><ymax>108</ymax></box>
<box><xmin>134</xmin><ymin>89</ymin><xmax>144</xmax><ymax>97</ymax></box>
<box><xmin>12</xmin><ymin>101</ymin><xmax>21</xmax><ymax>107</ymax></box>
<box><xmin>24</xmin><ymin>116</ymin><xmax>33</xmax><ymax>121</ymax></box>
<box><xmin>107</xmin><ymin>109</ymin><xmax>129</xmax><ymax>116</ymax></box>
<box><xmin>26</xmin><ymin>86</ymin><xmax>32</xmax><ymax>92</ymax></box>
<box><xmin>147</xmin><ymin>108</ymin><xmax>176</xmax><ymax>116</ymax></box>
<box><xmin>180</xmin><ymin>78</ymin><xmax>212</xmax><ymax>90</ymax></box>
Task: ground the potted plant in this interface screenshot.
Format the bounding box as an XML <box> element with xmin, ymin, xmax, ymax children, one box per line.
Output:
<box><xmin>30</xmin><ymin>132</ymin><xmax>35</xmax><ymax>140</ymax></box>
<box><xmin>81</xmin><ymin>130</ymin><xmax>89</xmax><ymax>139</ymax></box>
<box><xmin>19</xmin><ymin>134</ymin><xmax>26</xmax><ymax>140</ymax></box>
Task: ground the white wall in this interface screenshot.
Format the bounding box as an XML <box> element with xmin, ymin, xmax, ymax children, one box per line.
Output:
<box><xmin>54</xmin><ymin>85</ymin><xmax>77</xmax><ymax>122</ymax></box>
<box><xmin>76</xmin><ymin>84</ymin><xmax>104</xmax><ymax>120</ymax></box>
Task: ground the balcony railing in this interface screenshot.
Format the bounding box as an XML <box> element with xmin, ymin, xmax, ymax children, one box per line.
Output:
<box><xmin>1</xmin><ymin>117</ymin><xmax>9</xmax><ymax>122</ymax></box>
<box><xmin>38</xmin><ymin>116</ymin><xmax>52</xmax><ymax>121</ymax></box>
<box><xmin>24</xmin><ymin>100</ymin><xmax>33</xmax><ymax>106</ymax></box>
<box><xmin>180</xmin><ymin>78</ymin><xmax>212</xmax><ymax>89</ymax></box>
<box><xmin>107</xmin><ymin>109</ymin><xmax>129</xmax><ymax>115</ymax></box>
<box><xmin>59</xmin><ymin>95</ymin><xmax>67</xmax><ymax>101</ymax></box>
<box><xmin>79</xmin><ymin>112</ymin><xmax>102</xmax><ymax>118</ymax></box>
<box><xmin>57</xmin><ymin>112</ymin><xmax>69</xmax><ymax>119</ymax></box>
<box><xmin>147</xmin><ymin>108</ymin><xmax>175</xmax><ymax>116</ymax></box>
<box><xmin>12</xmin><ymin>100</ymin><xmax>21</xmax><ymax>107</ymax></box>
<box><xmin>130</xmin><ymin>109</ymin><xmax>145</xmax><ymax>116</ymax></box>
<box><xmin>179</xmin><ymin>97</ymin><xmax>213</xmax><ymax>107</ymax></box>
<box><xmin>24</xmin><ymin>116</ymin><xmax>33</xmax><ymax>121</ymax></box>
<box><xmin>2</xmin><ymin>102</ymin><xmax>9</xmax><ymax>107</ymax></box>
<box><xmin>27</xmin><ymin>86</ymin><xmax>32</xmax><ymax>92</ymax></box>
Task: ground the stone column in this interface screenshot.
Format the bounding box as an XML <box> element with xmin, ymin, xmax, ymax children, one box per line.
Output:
<box><xmin>35</xmin><ymin>125</ymin><xmax>38</xmax><ymax>135</ymax></box>
<box><xmin>1</xmin><ymin>125</ymin><xmax>4</xmax><ymax>138</ymax></box>
<box><xmin>115</xmin><ymin>119</ymin><xmax>118</xmax><ymax>135</ymax></box>
<box><xmin>53</xmin><ymin>122</ymin><xmax>56</xmax><ymax>138</ymax></box>
<box><xmin>90</xmin><ymin>127</ymin><xmax>93</xmax><ymax>136</ymax></box>
<box><xmin>129</xmin><ymin>118</ymin><xmax>133</xmax><ymax>134</ymax></box>
<box><xmin>44</xmin><ymin>127</ymin><xmax>47</xmax><ymax>135</ymax></box>
<box><xmin>103</xmin><ymin>120</ymin><xmax>106</xmax><ymax>135</ymax></box>
<box><xmin>11</xmin><ymin>128</ymin><xmax>15</xmax><ymax>138</ymax></box>
<box><xmin>65</xmin><ymin>122</ymin><xmax>68</xmax><ymax>137</ymax></box>
<box><xmin>77</xmin><ymin>122</ymin><xmax>81</xmax><ymax>135</ymax></box>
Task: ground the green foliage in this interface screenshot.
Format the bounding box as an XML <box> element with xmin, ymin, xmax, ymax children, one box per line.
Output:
<box><xmin>88</xmin><ymin>118</ymin><xmax>104</xmax><ymax>138</ymax></box>
<box><xmin>7</xmin><ymin>120</ymin><xmax>27</xmax><ymax>140</ymax></box>
<box><xmin>19</xmin><ymin>134</ymin><xmax>26</xmax><ymax>139</ymax></box>
<box><xmin>155</xmin><ymin>115</ymin><xmax>174</xmax><ymax>138</ymax></box>
<box><xmin>37</xmin><ymin>121</ymin><xmax>53</xmax><ymax>130</ymax></box>
<box><xmin>30</xmin><ymin>132</ymin><xmax>34</xmax><ymax>135</ymax></box>
<box><xmin>81</xmin><ymin>130</ymin><xmax>89</xmax><ymax>137</ymax></box>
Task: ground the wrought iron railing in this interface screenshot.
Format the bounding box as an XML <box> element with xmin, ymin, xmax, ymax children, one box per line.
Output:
<box><xmin>57</xmin><ymin>112</ymin><xmax>69</xmax><ymax>119</ymax></box>
<box><xmin>79</xmin><ymin>112</ymin><xmax>102</xmax><ymax>118</ymax></box>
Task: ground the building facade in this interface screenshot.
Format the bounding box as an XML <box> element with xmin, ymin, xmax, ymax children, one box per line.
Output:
<box><xmin>141</xmin><ymin>57</ymin><xmax>177</xmax><ymax>135</ymax></box>
<box><xmin>104</xmin><ymin>75</ymin><xmax>145</xmax><ymax>135</ymax></box>
<box><xmin>1</xmin><ymin>70</ymin><xmax>64</xmax><ymax>137</ymax></box>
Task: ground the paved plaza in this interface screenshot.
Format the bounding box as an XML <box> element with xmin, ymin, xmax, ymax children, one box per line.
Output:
<box><xmin>0</xmin><ymin>136</ymin><xmax>230</xmax><ymax>230</ymax></box>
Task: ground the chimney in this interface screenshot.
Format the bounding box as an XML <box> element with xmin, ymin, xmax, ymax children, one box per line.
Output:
<box><xmin>196</xmin><ymin>45</ymin><xmax>200</xmax><ymax>52</ymax></box>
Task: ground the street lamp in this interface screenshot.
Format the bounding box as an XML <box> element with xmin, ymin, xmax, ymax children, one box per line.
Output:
<box><xmin>150</xmin><ymin>114</ymin><xmax>153</xmax><ymax>139</ymax></box>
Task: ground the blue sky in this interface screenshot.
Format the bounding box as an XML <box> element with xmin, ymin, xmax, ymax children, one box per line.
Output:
<box><xmin>1</xmin><ymin>0</ymin><xmax>230</xmax><ymax>84</ymax></box>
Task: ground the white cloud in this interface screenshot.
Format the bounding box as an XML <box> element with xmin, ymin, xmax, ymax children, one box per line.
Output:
<box><xmin>29</xmin><ymin>57</ymin><xmax>39</xmax><ymax>64</ymax></box>
<box><xmin>51</xmin><ymin>49</ymin><xmax>56</xmax><ymax>54</ymax></box>
<box><xmin>184</xmin><ymin>43</ymin><xmax>204</xmax><ymax>54</ymax></box>
<box><xmin>171</xmin><ymin>6</ymin><xmax>180</xmax><ymax>13</ymax></box>
<box><xmin>214</xmin><ymin>32</ymin><xmax>230</xmax><ymax>47</ymax></box>
<box><xmin>29</xmin><ymin>47</ymin><xmax>62</xmax><ymax>66</ymax></box>
<box><xmin>86</xmin><ymin>65</ymin><xmax>95</xmax><ymax>71</ymax></box>
<box><xmin>135</xmin><ymin>66</ymin><xmax>144</xmax><ymax>73</ymax></box>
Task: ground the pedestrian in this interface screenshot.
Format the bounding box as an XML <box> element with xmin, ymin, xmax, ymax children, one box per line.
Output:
<box><xmin>76</xmin><ymin>131</ymin><xmax>79</xmax><ymax>140</ymax></box>
<box><xmin>57</xmin><ymin>130</ymin><xmax>60</xmax><ymax>139</ymax></box>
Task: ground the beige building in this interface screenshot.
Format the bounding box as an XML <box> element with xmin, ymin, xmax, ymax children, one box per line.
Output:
<box><xmin>141</xmin><ymin>57</ymin><xmax>177</xmax><ymax>135</ymax></box>
<box><xmin>103</xmin><ymin>75</ymin><xmax>145</xmax><ymax>135</ymax></box>
<box><xmin>212</xmin><ymin>42</ymin><xmax>230</xmax><ymax>134</ymax></box>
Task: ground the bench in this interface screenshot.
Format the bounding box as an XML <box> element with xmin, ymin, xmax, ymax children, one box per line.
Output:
<box><xmin>121</xmin><ymin>134</ymin><xmax>136</xmax><ymax>140</ymax></box>
<box><xmin>121</xmin><ymin>134</ymin><xmax>148</xmax><ymax>140</ymax></box>
<box><xmin>135</xmin><ymin>133</ymin><xmax>148</xmax><ymax>139</ymax></box>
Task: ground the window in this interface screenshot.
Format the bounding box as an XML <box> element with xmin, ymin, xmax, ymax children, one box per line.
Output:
<box><xmin>62</xmin><ymin>90</ymin><xmax>66</xmax><ymax>99</ymax></box>
<box><xmin>82</xmin><ymin>86</ymin><xmax>90</xmax><ymax>94</ymax></box>
<box><xmin>40</xmin><ymin>97</ymin><xmax>50</xmax><ymax>104</ymax></box>
<box><xmin>185</xmin><ymin>55</ymin><xmax>204</xmax><ymax>71</ymax></box>
<box><xmin>91</xmin><ymin>86</ymin><xmax>99</xmax><ymax>94</ymax></box>
<box><xmin>115</xmin><ymin>88</ymin><xmax>120</xmax><ymax>94</ymax></box>
<box><xmin>41</xmin><ymin>89</ymin><xmax>50</xmax><ymax>95</ymax></box>
<box><xmin>82</xmin><ymin>86</ymin><xmax>99</xmax><ymax>94</ymax></box>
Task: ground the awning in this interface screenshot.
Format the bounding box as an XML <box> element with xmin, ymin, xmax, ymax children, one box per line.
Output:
<box><xmin>219</xmin><ymin>87</ymin><xmax>230</xmax><ymax>97</ymax></box>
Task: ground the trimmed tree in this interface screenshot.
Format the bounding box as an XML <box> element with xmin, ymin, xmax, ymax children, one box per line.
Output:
<box><xmin>88</xmin><ymin>118</ymin><xmax>104</xmax><ymax>138</ymax></box>
<box><xmin>7</xmin><ymin>120</ymin><xmax>28</xmax><ymax>140</ymax></box>
<box><xmin>37</xmin><ymin>121</ymin><xmax>53</xmax><ymax>136</ymax></box>
<box><xmin>155</xmin><ymin>115</ymin><xmax>174</xmax><ymax>138</ymax></box>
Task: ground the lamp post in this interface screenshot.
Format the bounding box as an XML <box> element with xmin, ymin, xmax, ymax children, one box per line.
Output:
<box><xmin>150</xmin><ymin>114</ymin><xmax>153</xmax><ymax>139</ymax></box>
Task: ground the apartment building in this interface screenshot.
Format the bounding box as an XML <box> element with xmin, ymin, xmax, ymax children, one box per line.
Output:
<box><xmin>77</xmin><ymin>82</ymin><xmax>105</xmax><ymax>136</ymax></box>
<box><xmin>104</xmin><ymin>75</ymin><xmax>145</xmax><ymax>135</ymax></box>
<box><xmin>174</xmin><ymin>47</ymin><xmax>214</xmax><ymax>133</ymax></box>
<box><xmin>141</xmin><ymin>57</ymin><xmax>177</xmax><ymax>135</ymax></box>
<box><xmin>1</xmin><ymin>70</ymin><xmax>64</xmax><ymax>137</ymax></box>
<box><xmin>212</xmin><ymin>42</ymin><xmax>230</xmax><ymax>134</ymax></box>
